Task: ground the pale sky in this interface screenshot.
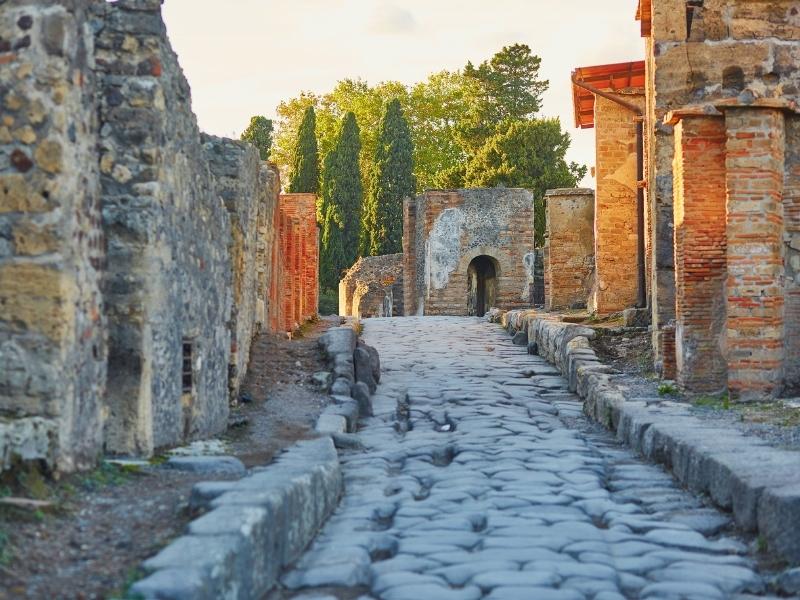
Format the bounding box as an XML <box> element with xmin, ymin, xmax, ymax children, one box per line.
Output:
<box><xmin>161</xmin><ymin>1</ymin><xmax>643</xmax><ymax>187</ymax></box>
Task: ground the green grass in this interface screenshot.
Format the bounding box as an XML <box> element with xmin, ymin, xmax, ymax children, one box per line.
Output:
<box><xmin>0</xmin><ymin>526</ymin><xmax>12</xmax><ymax>566</ymax></box>
<box><xmin>657</xmin><ymin>382</ymin><xmax>679</xmax><ymax>396</ymax></box>
<box><xmin>108</xmin><ymin>566</ymin><xmax>146</xmax><ymax>600</ymax></box>
<box><xmin>318</xmin><ymin>290</ymin><xmax>338</xmax><ymax>316</ymax></box>
<box><xmin>694</xmin><ymin>393</ymin><xmax>731</xmax><ymax>410</ymax></box>
<box><xmin>79</xmin><ymin>461</ymin><xmax>135</xmax><ymax>492</ymax></box>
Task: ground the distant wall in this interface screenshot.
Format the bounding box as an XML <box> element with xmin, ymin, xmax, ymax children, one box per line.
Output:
<box><xmin>403</xmin><ymin>189</ymin><xmax>535</xmax><ymax>316</ymax></box>
<box><xmin>339</xmin><ymin>254</ymin><xmax>403</xmax><ymax>319</ymax></box>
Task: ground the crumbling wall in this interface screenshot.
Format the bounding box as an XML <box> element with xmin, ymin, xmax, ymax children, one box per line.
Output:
<box><xmin>339</xmin><ymin>254</ymin><xmax>403</xmax><ymax>319</ymax></box>
<box><xmin>203</xmin><ymin>136</ymin><xmax>277</xmax><ymax>401</ymax></box>
<box><xmin>403</xmin><ymin>189</ymin><xmax>535</xmax><ymax>316</ymax></box>
<box><xmin>257</xmin><ymin>165</ymin><xmax>280</xmax><ymax>328</ymax></box>
<box><xmin>543</xmin><ymin>188</ymin><xmax>595</xmax><ymax>311</ymax></box>
<box><xmin>96</xmin><ymin>0</ymin><xmax>231</xmax><ymax>455</ymax></box>
<box><xmin>0</xmin><ymin>0</ymin><xmax>106</xmax><ymax>472</ymax></box>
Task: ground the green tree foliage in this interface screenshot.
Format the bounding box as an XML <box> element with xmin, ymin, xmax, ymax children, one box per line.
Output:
<box><xmin>240</xmin><ymin>116</ymin><xmax>273</xmax><ymax>160</ymax></box>
<box><xmin>362</xmin><ymin>99</ymin><xmax>416</xmax><ymax>256</ymax></box>
<box><xmin>288</xmin><ymin>106</ymin><xmax>320</xmax><ymax>197</ymax></box>
<box><xmin>320</xmin><ymin>112</ymin><xmax>363</xmax><ymax>290</ymax></box>
<box><xmin>464</xmin><ymin>119</ymin><xmax>587</xmax><ymax>247</ymax></box>
<box><xmin>459</xmin><ymin>43</ymin><xmax>549</xmax><ymax>153</ymax></box>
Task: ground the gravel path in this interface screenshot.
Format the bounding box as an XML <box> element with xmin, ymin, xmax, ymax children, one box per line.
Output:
<box><xmin>278</xmin><ymin>317</ymin><xmax>771</xmax><ymax>600</ymax></box>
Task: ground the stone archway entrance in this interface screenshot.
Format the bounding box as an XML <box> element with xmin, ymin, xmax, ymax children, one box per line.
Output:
<box><xmin>467</xmin><ymin>255</ymin><xmax>498</xmax><ymax>317</ymax></box>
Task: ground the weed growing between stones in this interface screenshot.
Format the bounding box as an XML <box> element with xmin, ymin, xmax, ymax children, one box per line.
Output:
<box><xmin>319</xmin><ymin>289</ymin><xmax>338</xmax><ymax>316</ymax></box>
<box><xmin>658</xmin><ymin>382</ymin><xmax>679</xmax><ymax>396</ymax></box>
<box><xmin>695</xmin><ymin>393</ymin><xmax>731</xmax><ymax>410</ymax></box>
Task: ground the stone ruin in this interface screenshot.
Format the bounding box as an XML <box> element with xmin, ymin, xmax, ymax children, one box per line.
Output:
<box><xmin>402</xmin><ymin>189</ymin><xmax>536</xmax><ymax>317</ymax></box>
<box><xmin>339</xmin><ymin>254</ymin><xmax>403</xmax><ymax>319</ymax></box>
<box><xmin>0</xmin><ymin>0</ymin><xmax>318</xmax><ymax>473</ymax></box>
<box><xmin>542</xmin><ymin>0</ymin><xmax>800</xmax><ymax>400</ymax></box>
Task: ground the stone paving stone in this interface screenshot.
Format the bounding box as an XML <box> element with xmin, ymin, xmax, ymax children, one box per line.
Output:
<box><xmin>283</xmin><ymin>318</ymin><xmax>767</xmax><ymax>599</ymax></box>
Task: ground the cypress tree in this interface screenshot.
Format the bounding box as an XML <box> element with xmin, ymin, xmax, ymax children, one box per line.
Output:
<box><xmin>288</xmin><ymin>106</ymin><xmax>320</xmax><ymax>203</ymax></box>
<box><xmin>319</xmin><ymin>112</ymin><xmax>362</xmax><ymax>290</ymax></box>
<box><xmin>363</xmin><ymin>99</ymin><xmax>416</xmax><ymax>256</ymax></box>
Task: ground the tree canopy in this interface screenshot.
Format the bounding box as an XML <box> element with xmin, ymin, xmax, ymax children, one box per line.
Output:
<box><xmin>287</xmin><ymin>106</ymin><xmax>320</xmax><ymax>196</ymax></box>
<box><xmin>319</xmin><ymin>112</ymin><xmax>363</xmax><ymax>291</ymax></box>
<box><xmin>362</xmin><ymin>99</ymin><xmax>416</xmax><ymax>256</ymax></box>
<box><xmin>240</xmin><ymin>116</ymin><xmax>273</xmax><ymax>161</ymax></box>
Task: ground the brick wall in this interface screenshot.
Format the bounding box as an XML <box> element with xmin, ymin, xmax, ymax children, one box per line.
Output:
<box><xmin>274</xmin><ymin>194</ymin><xmax>318</xmax><ymax>333</ymax></box>
<box><xmin>784</xmin><ymin>116</ymin><xmax>800</xmax><ymax>394</ymax></box>
<box><xmin>402</xmin><ymin>197</ymin><xmax>418</xmax><ymax>315</ymax></box>
<box><xmin>724</xmin><ymin>108</ymin><xmax>785</xmax><ymax>400</ymax></box>
<box><xmin>403</xmin><ymin>189</ymin><xmax>535</xmax><ymax>316</ymax></box>
<box><xmin>672</xmin><ymin>116</ymin><xmax>728</xmax><ymax>393</ymax></box>
<box><xmin>593</xmin><ymin>94</ymin><xmax>644</xmax><ymax>314</ymax></box>
<box><xmin>543</xmin><ymin>188</ymin><xmax>595</xmax><ymax>311</ymax></box>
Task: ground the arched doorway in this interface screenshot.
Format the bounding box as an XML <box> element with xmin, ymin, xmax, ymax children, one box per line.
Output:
<box><xmin>467</xmin><ymin>255</ymin><xmax>498</xmax><ymax>317</ymax></box>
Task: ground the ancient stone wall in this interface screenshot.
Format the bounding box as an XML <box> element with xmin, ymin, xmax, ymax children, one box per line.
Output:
<box><xmin>543</xmin><ymin>188</ymin><xmax>595</xmax><ymax>311</ymax></box>
<box><xmin>339</xmin><ymin>254</ymin><xmax>403</xmax><ymax>319</ymax></box>
<box><xmin>403</xmin><ymin>189</ymin><xmax>535</xmax><ymax>316</ymax></box>
<box><xmin>97</xmin><ymin>0</ymin><xmax>232</xmax><ymax>454</ymax></box>
<box><xmin>0</xmin><ymin>0</ymin><xmax>293</xmax><ymax>473</ymax></box>
<box><xmin>0</xmin><ymin>0</ymin><xmax>106</xmax><ymax>472</ymax></box>
<box><xmin>639</xmin><ymin>0</ymin><xmax>800</xmax><ymax>397</ymax></box>
<box><xmin>592</xmin><ymin>93</ymin><xmax>645</xmax><ymax>314</ymax></box>
<box><xmin>203</xmin><ymin>136</ymin><xmax>279</xmax><ymax>401</ymax></box>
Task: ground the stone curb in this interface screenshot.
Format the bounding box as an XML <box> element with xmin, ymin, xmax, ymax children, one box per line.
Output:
<box><xmin>131</xmin><ymin>437</ymin><xmax>342</xmax><ymax>599</ymax></box>
<box><xmin>498</xmin><ymin>309</ymin><xmax>800</xmax><ymax>566</ymax></box>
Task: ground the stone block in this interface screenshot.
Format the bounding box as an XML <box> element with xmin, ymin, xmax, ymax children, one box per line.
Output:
<box><xmin>350</xmin><ymin>381</ymin><xmax>373</xmax><ymax>417</ymax></box>
<box><xmin>316</xmin><ymin>414</ymin><xmax>347</xmax><ymax>435</ymax></box>
<box><xmin>354</xmin><ymin>346</ymin><xmax>377</xmax><ymax>393</ymax></box>
<box><xmin>166</xmin><ymin>456</ymin><xmax>246</xmax><ymax>476</ymax></box>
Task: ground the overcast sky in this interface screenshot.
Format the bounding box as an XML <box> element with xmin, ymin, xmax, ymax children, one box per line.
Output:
<box><xmin>161</xmin><ymin>1</ymin><xmax>643</xmax><ymax>187</ymax></box>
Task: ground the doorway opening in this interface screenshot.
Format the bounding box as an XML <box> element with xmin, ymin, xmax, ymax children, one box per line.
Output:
<box><xmin>467</xmin><ymin>255</ymin><xmax>498</xmax><ymax>317</ymax></box>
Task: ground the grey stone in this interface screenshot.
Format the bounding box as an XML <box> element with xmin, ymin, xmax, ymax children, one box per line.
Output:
<box><xmin>331</xmin><ymin>377</ymin><xmax>352</xmax><ymax>397</ymax></box>
<box><xmin>512</xmin><ymin>331</ymin><xmax>528</xmax><ymax>346</ymax></box>
<box><xmin>189</xmin><ymin>480</ymin><xmax>237</xmax><ymax>511</ymax></box>
<box><xmin>312</xmin><ymin>371</ymin><xmax>333</xmax><ymax>391</ymax></box>
<box><xmin>622</xmin><ymin>307</ymin><xmax>650</xmax><ymax>328</ymax></box>
<box><xmin>326</xmin><ymin>400</ymin><xmax>360</xmax><ymax>433</ymax></box>
<box><xmin>354</xmin><ymin>347</ymin><xmax>377</xmax><ymax>393</ymax></box>
<box><xmin>166</xmin><ymin>455</ymin><xmax>246</xmax><ymax>476</ymax></box>
<box><xmin>331</xmin><ymin>432</ymin><xmax>365</xmax><ymax>450</ymax></box>
<box><xmin>382</xmin><ymin>584</ymin><xmax>482</xmax><ymax>600</ymax></box>
<box><xmin>364</xmin><ymin>343</ymin><xmax>381</xmax><ymax>383</ymax></box>
<box><xmin>131</xmin><ymin>567</ymin><xmax>215</xmax><ymax>600</ymax></box>
<box><xmin>776</xmin><ymin>567</ymin><xmax>800</xmax><ymax>595</ymax></box>
<box><xmin>758</xmin><ymin>482</ymin><xmax>800</xmax><ymax>564</ymax></box>
<box><xmin>351</xmin><ymin>381</ymin><xmax>373</xmax><ymax>416</ymax></box>
<box><xmin>319</xmin><ymin>327</ymin><xmax>357</xmax><ymax>357</ymax></box>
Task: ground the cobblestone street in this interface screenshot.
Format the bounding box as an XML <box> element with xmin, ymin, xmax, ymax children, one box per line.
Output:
<box><xmin>281</xmin><ymin>317</ymin><xmax>770</xmax><ymax>600</ymax></box>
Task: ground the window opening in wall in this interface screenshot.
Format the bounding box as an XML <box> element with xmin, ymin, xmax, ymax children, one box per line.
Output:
<box><xmin>182</xmin><ymin>340</ymin><xmax>193</xmax><ymax>393</ymax></box>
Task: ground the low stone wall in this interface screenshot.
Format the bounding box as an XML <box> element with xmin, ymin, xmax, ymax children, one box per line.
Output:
<box><xmin>132</xmin><ymin>437</ymin><xmax>342</xmax><ymax>599</ymax></box>
<box><xmin>498</xmin><ymin>309</ymin><xmax>800</xmax><ymax>566</ymax></box>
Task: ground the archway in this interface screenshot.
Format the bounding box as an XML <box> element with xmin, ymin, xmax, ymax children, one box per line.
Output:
<box><xmin>467</xmin><ymin>255</ymin><xmax>498</xmax><ymax>317</ymax></box>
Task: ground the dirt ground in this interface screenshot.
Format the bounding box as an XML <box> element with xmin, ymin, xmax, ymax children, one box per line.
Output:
<box><xmin>0</xmin><ymin>317</ymin><xmax>334</xmax><ymax>600</ymax></box>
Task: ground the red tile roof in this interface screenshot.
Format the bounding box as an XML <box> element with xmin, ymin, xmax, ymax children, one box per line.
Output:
<box><xmin>571</xmin><ymin>60</ymin><xmax>646</xmax><ymax>129</ymax></box>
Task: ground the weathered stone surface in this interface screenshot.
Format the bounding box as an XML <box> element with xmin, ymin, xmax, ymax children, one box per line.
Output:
<box><xmin>339</xmin><ymin>254</ymin><xmax>403</xmax><ymax>319</ymax></box>
<box><xmin>354</xmin><ymin>347</ymin><xmax>377</xmax><ymax>393</ymax></box>
<box><xmin>351</xmin><ymin>381</ymin><xmax>373</xmax><ymax>417</ymax></box>
<box><xmin>403</xmin><ymin>189</ymin><xmax>535</xmax><ymax>317</ymax></box>
<box><xmin>136</xmin><ymin>437</ymin><xmax>341</xmax><ymax>598</ymax></box>
<box><xmin>166</xmin><ymin>456</ymin><xmax>246</xmax><ymax>476</ymax></box>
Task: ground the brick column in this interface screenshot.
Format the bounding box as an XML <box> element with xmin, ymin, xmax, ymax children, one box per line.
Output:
<box><xmin>724</xmin><ymin>108</ymin><xmax>785</xmax><ymax>400</ymax></box>
<box><xmin>672</xmin><ymin>115</ymin><xmax>727</xmax><ymax>392</ymax></box>
<box><xmin>402</xmin><ymin>197</ymin><xmax>417</xmax><ymax>316</ymax></box>
<box><xmin>783</xmin><ymin>116</ymin><xmax>800</xmax><ymax>392</ymax></box>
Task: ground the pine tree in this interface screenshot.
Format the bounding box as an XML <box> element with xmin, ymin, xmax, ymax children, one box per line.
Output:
<box><xmin>319</xmin><ymin>112</ymin><xmax>362</xmax><ymax>290</ymax></box>
<box><xmin>240</xmin><ymin>116</ymin><xmax>273</xmax><ymax>160</ymax></box>
<box><xmin>288</xmin><ymin>106</ymin><xmax>320</xmax><ymax>203</ymax></box>
<box><xmin>362</xmin><ymin>99</ymin><xmax>416</xmax><ymax>256</ymax></box>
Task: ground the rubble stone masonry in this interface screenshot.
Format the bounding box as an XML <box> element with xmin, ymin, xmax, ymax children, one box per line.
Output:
<box><xmin>0</xmin><ymin>0</ymin><xmax>106</xmax><ymax>472</ymax></box>
<box><xmin>543</xmin><ymin>188</ymin><xmax>595</xmax><ymax>311</ymax></box>
<box><xmin>0</xmin><ymin>0</ymin><xmax>316</xmax><ymax>473</ymax></box>
<box><xmin>339</xmin><ymin>254</ymin><xmax>404</xmax><ymax>319</ymax></box>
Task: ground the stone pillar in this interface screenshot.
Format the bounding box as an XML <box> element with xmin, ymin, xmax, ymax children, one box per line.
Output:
<box><xmin>543</xmin><ymin>188</ymin><xmax>595</xmax><ymax>311</ymax></box>
<box><xmin>724</xmin><ymin>108</ymin><xmax>786</xmax><ymax>400</ymax></box>
<box><xmin>593</xmin><ymin>95</ymin><xmax>643</xmax><ymax>314</ymax></box>
<box><xmin>672</xmin><ymin>115</ymin><xmax>728</xmax><ymax>392</ymax></box>
<box><xmin>402</xmin><ymin>197</ymin><xmax>417</xmax><ymax>316</ymax></box>
<box><xmin>784</xmin><ymin>116</ymin><xmax>800</xmax><ymax>393</ymax></box>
